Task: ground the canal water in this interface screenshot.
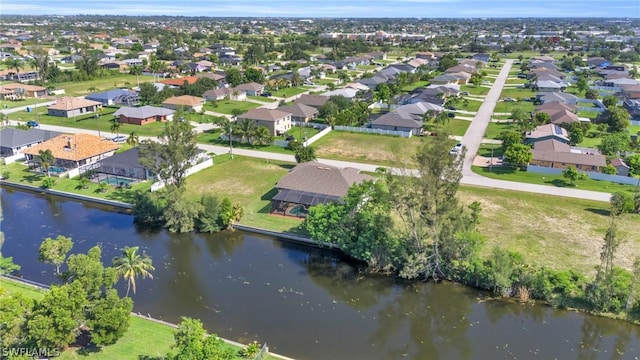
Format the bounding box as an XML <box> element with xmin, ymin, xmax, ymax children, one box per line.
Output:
<box><xmin>1</xmin><ymin>187</ymin><xmax>639</xmax><ymax>359</ymax></box>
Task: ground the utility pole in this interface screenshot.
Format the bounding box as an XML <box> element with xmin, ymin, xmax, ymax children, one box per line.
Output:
<box><xmin>229</xmin><ymin>125</ymin><xmax>233</xmax><ymax>159</ymax></box>
<box><xmin>489</xmin><ymin>144</ymin><xmax>494</xmax><ymax>172</ymax></box>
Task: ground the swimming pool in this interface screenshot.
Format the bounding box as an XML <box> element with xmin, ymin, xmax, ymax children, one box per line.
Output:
<box><xmin>101</xmin><ymin>177</ymin><xmax>135</xmax><ymax>187</ymax></box>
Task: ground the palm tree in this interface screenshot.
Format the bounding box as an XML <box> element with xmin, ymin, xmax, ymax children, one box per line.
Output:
<box><xmin>110</xmin><ymin>117</ymin><xmax>121</xmax><ymax>137</ymax></box>
<box><xmin>112</xmin><ymin>246</ymin><xmax>155</xmax><ymax>297</ymax></box>
<box><xmin>253</xmin><ymin>125</ymin><xmax>273</xmax><ymax>146</ymax></box>
<box><xmin>38</xmin><ymin>149</ymin><xmax>55</xmax><ymax>177</ymax></box>
<box><xmin>233</xmin><ymin>119</ymin><xmax>256</xmax><ymax>144</ymax></box>
<box><xmin>126</xmin><ymin>131</ymin><xmax>139</xmax><ymax>146</ymax></box>
<box><xmin>4</xmin><ymin>58</ymin><xmax>24</xmax><ymax>82</ymax></box>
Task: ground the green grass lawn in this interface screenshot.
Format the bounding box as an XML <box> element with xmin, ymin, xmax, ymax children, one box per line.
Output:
<box><xmin>10</xmin><ymin>106</ymin><xmax>171</xmax><ymax>137</ymax></box>
<box><xmin>184</xmin><ymin>154</ymin><xmax>306</xmax><ymax>234</ymax></box>
<box><xmin>314</xmin><ymin>78</ymin><xmax>338</xmax><ymax>86</ymax></box>
<box><xmin>460</xmin><ymin>100</ymin><xmax>482</xmax><ymax>112</ymax></box>
<box><xmin>484</xmin><ymin>121</ymin><xmax>519</xmax><ymax>139</ymax></box>
<box><xmin>313</xmin><ymin>131</ymin><xmax>428</xmax><ymax>166</ymax></box>
<box><xmin>628</xmin><ymin>125</ymin><xmax>640</xmax><ymax>135</ymax></box>
<box><xmin>401</xmin><ymin>80</ymin><xmax>430</xmax><ymax>92</ymax></box>
<box><xmin>477</xmin><ymin>144</ymin><xmax>504</xmax><ymax>158</ymax></box>
<box><xmin>196</xmin><ymin>129</ymin><xmax>294</xmax><ymax>155</ymax></box>
<box><xmin>356</xmin><ymin>64</ymin><xmax>379</xmax><ymax>71</ymax></box>
<box><xmin>2</xmin><ymin>162</ymin><xmax>150</xmax><ymax>204</ymax></box>
<box><xmin>577</xmin><ymin>111</ymin><xmax>600</xmax><ymax>119</ymax></box>
<box><xmin>471</xmin><ymin>165</ymin><xmax>637</xmax><ymax>195</ymax></box>
<box><xmin>445</xmin><ymin>119</ymin><xmax>471</xmax><ymax>136</ymax></box>
<box><xmin>578</xmin><ymin>136</ymin><xmax>602</xmax><ymax>148</ymax></box>
<box><xmin>285</xmin><ymin>125</ymin><xmax>322</xmax><ymax>142</ymax></box>
<box><xmin>204</xmin><ymin>100</ymin><xmax>261</xmax><ymax>115</ymax></box>
<box><xmin>504</xmin><ymin>78</ymin><xmax>527</xmax><ymax>85</ymax></box>
<box><xmin>53</xmin><ymin>74</ymin><xmax>155</xmax><ymax>96</ymax></box>
<box><xmin>458</xmin><ymin>185</ymin><xmax>640</xmax><ymax>275</ymax></box>
<box><xmin>493</xmin><ymin>101</ymin><xmax>535</xmax><ymax>114</ymax></box>
<box><xmin>0</xmin><ymin>98</ymin><xmax>52</xmax><ymax>109</ymax></box>
<box><xmin>460</xmin><ymin>85</ymin><xmax>490</xmax><ymax>96</ymax></box>
<box><xmin>499</xmin><ymin>87</ymin><xmax>536</xmax><ymax>100</ymax></box>
<box><xmin>273</xmin><ymin>86</ymin><xmax>310</xmax><ymax>98</ymax></box>
<box><xmin>247</xmin><ymin>95</ymin><xmax>276</xmax><ymax>103</ymax></box>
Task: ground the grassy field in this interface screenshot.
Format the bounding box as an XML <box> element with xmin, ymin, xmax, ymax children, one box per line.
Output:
<box><xmin>0</xmin><ymin>98</ymin><xmax>52</xmax><ymax>109</ymax></box>
<box><xmin>285</xmin><ymin>125</ymin><xmax>322</xmax><ymax>142</ymax></box>
<box><xmin>458</xmin><ymin>185</ymin><xmax>640</xmax><ymax>275</ymax></box>
<box><xmin>577</xmin><ymin>110</ymin><xmax>600</xmax><ymax>119</ymax></box>
<box><xmin>628</xmin><ymin>125</ymin><xmax>640</xmax><ymax>135</ymax></box>
<box><xmin>10</xmin><ymin>106</ymin><xmax>169</xmax><ymax>137</ymax></box>
<box><xmin>247</xmin><ymin>95</ymin><xmax>276</xmax><ymax>103</ymax></box>
<box><xmin>313</xmin><ymin>131</ymin><xmax>428</xmax><ymax>166</ymax></box>
<box><xmin>460</xmin><ymin>85</ymin><xmax>490</xmax><ymax>96</ymax></box>
<box><xmin>578</xmin><ymin>136</ymin><xmax>602</xmax><ymax>148</ymax></box>
<box><xmin>184</xmin><ymin>155</ymin><xmax>305</xmax><ymax>233</ymax></box>
<box><xmin>196</xmin><ymin>129</ymin><xmax>294</xmax><ymax>155</ymax></box>
<box><xmin>484</xmin><ymin>121</ymin><xmax>519</xmax><ymax>139</ymax></box>
<box><xmin>460</xmin><ymin>99</ymin><xmax>482</xmax><ymax>112</ymax></box>
<box><xmin>471</xmin><ymin>165</ymin><xmax>638</xmax><ymax>195</ymax></box>
<box><xmin>499</xmin><ymin>87</ymin><xmax>536</xmax><ymax>100</ymax></box>
<box><xmin>2</xmin><ymin>162</ymin><xmax>151</xmax><ymax>204</ymax></box>
<box><xmin>477</xmin><ymin>144</ymin><xmax>504</xmax><ymax>158</ymax></box>
<box><xmin>401</xmin><ymin>80</ymin><xmax>430</xmax><ymax>92</ymax></box>
<box><xmin>504</xmin><ymin>78</ymin><xmax>528</xmax><ymax>85</ymax></box>
<box><xmin>204</xmin><ymin>100</ymin><xmax>261</xmax><ymax>115</ymax></box>
<box><xmin>446</xmin><ymin>119</ymin><xmax>471</xmax><ymax>136</ymax></box>
<box><xmin>273</xmin><ymin>86</ymin><xmax>310</xmax><ymax>98</ymax></box>
<box><xmin>53</xmin><ymin>74</ymin><xmax>154</xmax><ymax>96</ymax></box>
<box><xmin>493</xmin><ymin>100</ymin><xmax>535</xmax><ymax>113</ymax></box>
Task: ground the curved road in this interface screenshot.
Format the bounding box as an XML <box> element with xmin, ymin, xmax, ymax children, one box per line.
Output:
<box><xmin>7</xmin><ymin>65</ymin><xmax>611</xmax><ymax>202</ymax></box>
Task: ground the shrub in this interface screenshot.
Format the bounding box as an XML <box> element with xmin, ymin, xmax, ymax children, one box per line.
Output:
<box><xmin>41</xmin><ymin>177</ymin><xmax>56</xmax><ymax>189</ymax></box>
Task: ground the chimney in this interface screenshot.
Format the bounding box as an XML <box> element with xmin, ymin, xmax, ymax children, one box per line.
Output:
<box><xmin>66</xmin><ymin>137</ymin><xmax>74</xmax><ymax>149</ymax></box>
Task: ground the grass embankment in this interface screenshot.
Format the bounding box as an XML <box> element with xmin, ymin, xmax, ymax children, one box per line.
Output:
<box><xmin>458</xmin><ymin>186</ymin><xmax>640</xmax><ymax>275</ymax></box>
<box><xmin>313</xmin><ymin>131</ymin><xmax>427</xmax><ymax>166</ymax></box>
<box><xmin>184</xmin><ymin>154</ymin><xmax>305</xmax><ymax>234</ymax></box>
<box><xmin>0</xmin><ymin>278</ymin><xmax>277</xmax><ymax>360</ymax></box>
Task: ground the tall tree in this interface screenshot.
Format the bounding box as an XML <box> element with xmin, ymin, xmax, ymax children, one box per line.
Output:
<box><xmin>139</xmin><ymin>115</ymin><xmax>198</xmax><ymax>189</ymax></box>
<box><xmin>167</xmin><ymin>318</ymin><xmax>235</xmax><ymax>360</ymax></box>
<box><xmin>503</xmin><ymin>143</ymin><xmax>533</xmax><ymax>169</ymax></box>
<box><xmin>294</xmin><ymin>145</ymin><xmax>317</xmax><ymax>163</ymax></box>
<box><xmin>233</xmin><ymin>118</ymin><xmax>256</xmax><ymax>144</ymax></box>
<box><xmin>126</xmin><ymin>131</ymin><xmax>140</xmax><ymax>146</ymax></box>
<box><xmin>4</xmin><ymin>58</ymin><xmax>24</xmax><ymax>82</ymax></box>
<box><xmin>606</xmin><ymin>106</ymin><xmax>630</xmax><ymax>132</ymax></box>
<box><xmin>110</xmin><ymin>117</ymin><xmax>121</xmax><ymax>136</ymax></box>
<box><xmin>38</xmin><ymin>235</ymin><xmax>73</xmax><ymax>276</ymax></box>
<box><xmin>112</xmin><ymin>246</ymin><xmax>155</xmax><ymax>296</ymax></box>
<box><xmin>587</xmin><ymin>215</ymin><xmax>623</xmax><ymax>312</ymax></box>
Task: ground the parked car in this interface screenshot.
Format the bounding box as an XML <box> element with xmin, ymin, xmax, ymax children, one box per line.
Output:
<box><xmin>261</xmin><ymin>92</ymin><xmax>272</xmax><ymax>97</ymax></box>
<box><xmin>460</xmin><ymin>91</ymin><xmax>469</xmax><ymax>95</ymax></box>
<box><xmin>447</xmin><ymin>112</ymin><xmax>456</xmax><ymax>118</ymax></box>
<box><xmin>111</xmin><ymin>135</ymin><xmax>127</xmax><ymax>143</ymax></box>
<box><xmin>285</xmin><ymin>135</ymin><xmax>295</xmax><ymax>141</ymax></box>
<box><xmin>26</xmin><ymin>120</ymin><xmax>39</xmax><ymax>128</ymax></box>
<box><xmin>503</xmin><ymin>97</ymin><xmax>516</xmax><ymax>102</ymax></box>
<box><xmin>449</xmin><ymin>143</ymin><xmax>463</xmax><ymax>155</ymax></box>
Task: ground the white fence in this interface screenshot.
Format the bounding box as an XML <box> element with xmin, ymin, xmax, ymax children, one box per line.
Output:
<box><xmin>631</xmin><ymin>120</ymin><xmax>640</xmax><ymax>127</ymax></box>
<box><xmin>151</xmin><ymin>158</ymin><xmax>214</xmax><ymax>192</ymax></box>
<box><xmin>292</xmin><ymin>121</ymin><xmax>329</xmax><ymax>130</ymax></box>
<box><xmin>527</xmin><ymin>165</ymin><xmax>640</xmax><ymax>186</ymax></box>
<box><xmin>2</xmin><ymin>153</ymin><xmax>24</xmax><ymax>165</ymax></box>
<box><xmin>303</xmin><ymin>126</ymin><xmax>332</xmax><ymax>147</ymax></box>
<box><xmin>334</xmin><ymin>125</ymin><xmax>412</xmax><ymax>138</ymax></box>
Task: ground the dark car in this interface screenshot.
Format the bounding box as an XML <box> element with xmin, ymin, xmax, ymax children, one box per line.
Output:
<box><xmin>26</xmin><ymin>120</ymin><xmax>39</xmax><ymax>128</ymax></box>
<box><xmin>261</xmin><ymin>92</ymin><xmax>272</xmax><ymax>97</ymax></box>
<box><xmin>285</xmin><ymin>135</ymin><xmax>295</xmax><ymax>141</ymax></box>
<box><xmin>447</xmin><ymin>112</ymin><xmax>456</xmax><ymax>118</ymax></box>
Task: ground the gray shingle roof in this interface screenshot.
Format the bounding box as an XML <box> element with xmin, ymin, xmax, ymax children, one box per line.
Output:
<box><xmin>276</xmin><ymin>103</ymin><xmax>318</xmax><ymax>118</ymax></box>
<box><xmin>113</xmin><ymin>106</ymin><xmax>174</xmax><ymax>119</ymax></box>
<box><xmin>0</xmin><ymin>128</ymin><xmax>62</xmax><ymax>149</ymax></box>
<box><xmin>275</xmin><ymin>161</ymin><xmax>373</xmax><ymax>198</ymax></box>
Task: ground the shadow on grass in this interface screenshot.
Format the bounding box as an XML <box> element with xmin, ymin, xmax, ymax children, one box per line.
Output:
<box><xmin>260</xmin><ymin>188</ymin><xmax>278</xmax><ymax>202</ymax></box>
<box><xmin>585</xmin><ymin>207</ymin><xmax>611</xmax><ymax>217</ymax></box>
<box><xmin>106</xmin><ymin>187</ymin><xmax>138</xmax><ymax>203</ymax></box>
<box><xmin>22</xmin><ymin>173</ymin><xmax>44</xmax><ymax>184</ymax></box>
<box><xmin>544</xmin><ymin>179</ymin><xmax>571</xmax><ymax>188</ymax></box>
<box><xmin>138</xmin><ymin>356</ymin><xmax>163</xmax><ymax>360</ymax></box>
<box><xmin>476</xmin><ymin>165</ymin><xmax>517</xmax><ymax>175</ymax></box>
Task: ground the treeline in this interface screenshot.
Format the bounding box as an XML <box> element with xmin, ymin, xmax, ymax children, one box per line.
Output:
<box><xmin>304</xmin><ymin>132</ymin><xmax>640</xmax><ymax>321</ymax></box>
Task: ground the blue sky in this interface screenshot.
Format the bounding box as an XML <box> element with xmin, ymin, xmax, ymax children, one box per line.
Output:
<box><xmin>2</xmin><ymin>0</ymin><xmax>639</xmax><ymax>18</ymax></box>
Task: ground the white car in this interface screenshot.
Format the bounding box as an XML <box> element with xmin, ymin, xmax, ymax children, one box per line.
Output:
<box><xmin>111</xmin><ymin>135</ymin><xmax>127</xmax><ymax>143</ymax></box>
<box><xmin>450</xmin><ymin>143</ymin><xmax>463</xmax><ymax>155</ymax></box>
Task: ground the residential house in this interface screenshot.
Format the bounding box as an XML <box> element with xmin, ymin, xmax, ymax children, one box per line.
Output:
<box><xmin>235</xmin><ymin>82</ymin><xmax>264</xmax><ymax>96</ymax></box>
<box><xmin>196</xmin><ymin>60</ymin><xmax>214</xmax><ymax>71</ymax></box>
<box><xmin>93</xmin><ymin>147</ymin><xmax>154</xmax><ymax>182</ymax></box>
<box><xmin>0</xmin><ymin>128</ymin><xmax>62</xmax><ymax>157</ymax></box>
<box><xmin>415</xmin><ymin>52</ymin><xmax>435</xmax><ymax>61</ymax></box>
<box><xmin>276</xmin><ymin>103</ymin><xmax>319</xmax><ymax>123</ymax></box>
<box><xmin>621</xmin><ymin>84</ymin><xmax>640</xmax><ymax>99</ymax></box>
<box><xmin>537</xmin><ymin>92</ymin><xmax>578</xmax><ymax>105</ymax></box>
<box><xmin>623</xmin><ymin>99</ymin><xmax>640</xmax><ymax>121</ymax></box>
<box><xmin>162</xmin><ymin>95</ymin><xmax>205</xmax><ymax>112</ymax></box>
<box><xmin>113</xmin><ymin>106</ymin><xmax>175</xmax><ymax>126</ymax></box>
<box><xmin>370</xmin><ymin>103</ymin><xmax>434</xmax><ymax>136</ymax></box>
<box><xmin>548</xmin><ymin>109</ymin><xmax>579</xmax><ymax>125</ymax></box>
<box><xmin>535</xmin><ymin>101</ymin><xmax>577</xmax><ymax>113</ymax></box>
<box><xmin>47</xmin><ymin>97</ymin><xmax>101</xmax><ymax>118</ymax></box>
<box><xmin>270</xmin><ymin>161</ymin><xmax>374</xmax><ymax>218</ymax></box>
<box><xmin>610</xmin><ymin>158</ymin><xmax>631</xmax><ymax>176</ymax></box>
<box><xmin>0</xmin><ymin>83</ymin><xmax>47</xmax><ymax>100</ymax></box>
<box><xmin>471</xmin><ymin>53</ymin><xmax>490</xmax><ymax>63</ymax></box>
<box><xmin>358</xmin><ymin>74</ymin><xmax>393</xmax><ymax>89</ymax></box>
<box><xmin>431</xmin><ymin>73</ymin><xmax>468</xmax><ymax>85</ymax></box>
<box><xmin>536</xmin><ymin>80</ymin><xmax>565</xmax><ymax>92</ymax></box>
<box><xmin>85</xmin><ymin>89</ymin><xmax>139</xmax><ymax>106</ymax></box>
<box><xmin>322</xmin><ymin>88</ymin><xmax>358</xmax><ymax>99</ymax></box>
<box><xmin>296</xmin><ymin>94</ymin><xmax>329</xmax><ymax>109</ymax></box>
<box><xmin>530</xmin><ymin>139</ymin><xmax>606</xmax><ymax>172</ymax></box>
<box><xmin>23</xmin><ymin>134</ymin><xmax>119</xmax><ymax>176</ymax></box>
<box><xmin>587</xmin><ymin>57</ymin><xmax>610</xmax><ymax>68</ymax></box>
<box><xmin>525</xmin><ymin>124</ymin><xmax>570</xmax><ymax>144</ymax></box>
<box><xmin>203</xmin><ymin>87</ymin><xmax>247</xmax><ymax>101</ymax></box>
<box><xmin>237</xmin><ymin>108</ymin><xmax>292</xmax><ymax>136</ymax></box>
<box><xmin>160</xmin><ymin>76</ymin><xmax>199</xmax><ymax>88</ymax></box>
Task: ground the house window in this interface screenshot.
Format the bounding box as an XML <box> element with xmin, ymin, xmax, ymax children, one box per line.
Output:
<box><xmin>592</xmin><ymin>166</ymin><xmax>597</xmax><ymax>170</ymax></box>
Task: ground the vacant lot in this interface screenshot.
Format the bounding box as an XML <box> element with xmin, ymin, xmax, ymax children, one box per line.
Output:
<box><xmin>273</xmin><ymin>86</ymin><xmax>310</xmax><ymax>98</ymax></box>
<box><xmin>499</xmin><ymin>87</ymin><xmax>536</xmax><ymax>100</ymax></box>
<box><xmin>204</xmin><ymin>100</ymin><xmax>261</xmax><ymax>115</ymax></box>
<box><xmin>184</xmin><ymin>155</ymin><xmax>304</xmax><ymax>233</ymax></box>
<box><xmin>460</xmin><ymin>85</ymin><xmax>490</xmax><ymax>96</ymax></box>
<box><xmin>313</xmin><ymin>131</ymin><xmax>426</xmax><ymax>166</ymax></box>
<box><xmin>0</xmin><ymin>98</ymin><xmax>51</xmax><ymax>109</ymax></box>
<box><xmin>446</xmin><ymin>119</ymin><xmax>472</xmax><ymax>136</ymax></box>
<box><xmin>484</xmin><ymin>121</ymin><xmax>519</xmax><ymax>139</ymax></box>
<box><xmin>458</xmin><ymin>185</ymin><xmax>640</xmax><ymax>275</ymax></box>
<box><xmin>54</xmin><ymin>74</ymin><xmax>154</xmax><ymax>96</ymax></box>
<box><xmin>493</xmin><ymin>100</ymin><xmax>535</xmax><ymax>113</ymax></box>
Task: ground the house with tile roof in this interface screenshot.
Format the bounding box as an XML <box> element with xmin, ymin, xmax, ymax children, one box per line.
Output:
<box><xmin>22</xmin><ymin>133</ymin><xmax>119</xmax><ymax>176</ymax></box>
<box><xmin>237</xmin><ymin>108</ymin><xmax>292</xmax><ymax>136</ymax></box>
<box><xmin>160</xmin><ymin>76</ymin><xmax>199</xmax><ymax>88</ymax></box>
<box><xmin>530</xmin><ymin>139</ymin><xmax>606</xmax><ymax>172</ymax></box>
<box><xmin>0</xmin><ymin>83</ymin><xmax>47</xmax><ymax>100</ymax></box>
<box><xmin>162</xmin><ymin>95</ymin><xmax>205</xmax><ymax>112</ymax></box>
<box><xmin>47</xmin><ymin>97</ymin><xmax>101</xmax><ymax>118</ymax></box>
<box><xmin>235</xmin><ymin>82</ymin><xmax>265</xmax><ymax>96</ymax></box>
<box><xmin>114</xmin><ymin>106</ymin><xmax>175</xmax><ymax>126</ymax></box>
<box><xmin>203</xmin><ymin>87</ymin><xmax>247</xmax><ymax>101</ymax></box>
<box><xmin>270</xmin><ymin>161</ymin><xmax>373</xmax><ymax>218</ymax></box>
